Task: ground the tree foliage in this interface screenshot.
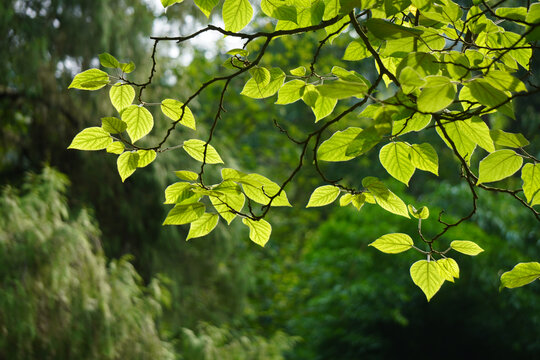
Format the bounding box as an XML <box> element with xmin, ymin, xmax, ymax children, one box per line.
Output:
<box><xmin>69</xmin><ymin>0</ymin><xmax>540</xmax><ymax>300</ymax></box>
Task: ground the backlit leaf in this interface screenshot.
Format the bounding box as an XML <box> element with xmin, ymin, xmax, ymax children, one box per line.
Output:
<box><xmin>163</xmin><ymin>202</ymin><xmax>205</xmax><ymax>225</ymax></box>
<box><xmin>136</xmin><ymin>150</ymin><xmax>156</xmax><ymax>168</ymax></box>
<box><xmin>223</xmin><ymin>0</ymin><xmax>253</xmax><ymax>32</ymax></box>
<box><xmin>379</xmin><ymin>142</ymin><xmax>415</xmax><ymax>185</ymax></box>
<box><xmin>186</xmin><ymin>213</ymin><xmax>219</xmax><ymax>240</ymax></box>
<box><xmin>450</xmin><ymin>240</ymin><xmax>484</xmax><ymax>256</ymax></box>
<box><xmin>437</xmin><ymin>258</ymin><xmax>460</xmax><ymax>282</ymax></box>
<box><xmin>69</xmin><ymin>69</ymin><xmax>110</xmax><ymax>90</ymax></box>
<box><xmin>161</xmin><ymin>99</ymin><xmax>196</xmax><ymax>130</ymax></box>
<box><xmin>500</xmin><ymin>262</ymin><xmax>540</xmax><ymax>289</ymax></box>
<box><xmin>477</xmin><ymin>150</ymin><xmax>523</xmax><ymax>185</ymax></box>
<box><xmin>409</xmin><ymin>143</ymin><xmax>438</xmax><ymax>176</ymax></box>
<box><xmin>183</xmin><ymin>139</ymin><xmax>224</xmax><ymax>164</ymax></box>
<box><xmin>242</xmin><ymin>218</ymin><xmax>272</xmax><ymax>247</ymax></box>
<box><xmin>121</xmin><ymin>105</ymin><xmax>154</xmax><ymax>143</ymax></box>
<box><xmin>117</xmin><ymin>152</ymin><xmax>140</xmax><ymax>182</ymax></box>
<box><xmin>110</xmin><ymin>83</ymin><xmax>135</xmax><ymax>112</ymax></box>
<box><xmin>241</xmin><ymin>68</ymin><xmax>286</xmax><ymax>99</ymax></box>
<box><xmin>522</xmin><ymin>163</ymin><xmax>540</xmax><ymax>206</ymax></box>
<box><xmin>410</xmin><ymin>260</ymin><xmax>444</xmax><ymax>301</ymax></box>
<box><xmin>68</xmin><ymin>127</ymin><xmax>112</xmax><ymax>151</ymax></box>
<box><xmin>101</xmin><ymin>117</ymin><xmax>127</xmax><ymax>134</ymax></box>
<box><xmin>306</xmin><ymin>185</ymin><xmax>340</xmax><ymax>207</ymax></box>
<box><xmin>369</xmin><ymin>233</ymin><xmax>413</xmax><ymax>254</ymax></box>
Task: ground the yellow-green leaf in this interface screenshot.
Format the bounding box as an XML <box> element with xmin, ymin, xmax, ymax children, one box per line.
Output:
<box><xmin>318</xmin><ymin>127</ymin><xmax>364</xmax><ymax>162</ymax></box>
<box><xmin>117</xmin><ymin>152</ymin><xmax>139</xmax><ymax>182</ymax></box>
<box><xmin>209</xmin><ymin>180</ymin><xmax>245</xmax><ymax>224</ymax></box>
<box><xmin>450</xmin><ymin>240</ymin><xmax>484</xmax><ymax>256</ymax></box>
<box><xmin>136</xmin><ymin>150</ymin><xmax>156</xmax><ymax>168</ymax></box>
<box><xmin>161</xmin><ymin>99</ymin><xmax>196</xmax><ymax>130</ymax></box>
<box><xmin>306</xmin><ymin>185</ymin><xmax>340</xmax><ymax>208</ymax></box>
<box><xmin>121</xmin><ymin>105</ymin><xmax>154</xmax><ymax>143</ymax></box>
<box><xmin>163</xmin><ymin>202</ymin><xmax>205</xmax><ymax>225</ymax></box>
<box><xmin>109</xmin><ymin>83</ymin><xmax>135</xmax><ymax>112</ymax></box>
<box><xmin>164</xmin><ymin>182</ymin><xmax>193</xmax><ymax>204</ymax></box>
<box><xmin>490</xmin><ymin>130</ymin><xmax>529</xmax><ymax>148</ymax></box>
<box><xmin>477</xmin><ymin>150</ymin><xmax>523</xmax><ymax>185</ymax></box>
<box><xmin>408</xmin><ymin>205</ymin><xmax>429</xmax><ymax>219</ymax></box>
<box><xmin>276</xmin><ymin>80</ymin><xmax>306</xmax><ymax>105</ymax></box>
<box><xmin>68</xmin><ymin>127</ymin><xmax>112</xmax><ymax>151</ymax></box>
<box><xmin>101</xmin><ymin>117</ymin><xmax>127</xmax><ymax>134</ymax></box>
<box><xmin>437</xmin><ymin>258</ymin><xmax>460</xmax><ymax>283</ymax></box>
<box><xmin>362</xmin><ymin>177</ymin><xmax>410</xmax><ymax>218</ymax></box>
<box><xmin>223</xmin><ymin>0</ymin><xmax>253</xmax><ymax>32</ymax></box>
<box><xmin>183</xmin><ymin>139</ymin><xmax>224</xmax><ymax>164</ymax></box>
<box><xmin>369</xmin><ymin>233</ymin><xmax>413</xmax><ymax>254</ymax></box>
<box><xmin>106</xmin><ymin>142</ymin><xmax>125</xmax><ymax>155</ymax></box>
<box><xmin>522</xmin><ymin>163</ymin><xmax>540</xmax><ymax>206</ymax></box>
<box><xmin>410</xmin><ymin>260</ymin><xmax>444</xmax><ymax>301</ymax></box>
<box><xmin>175</xmin><ymin>170</ymin><xmax>199</xmax><ymax>181</ymax></box>
<box><xmin>241</xmin><ymin>68</ymin><xmax>286</xmax><ymax>99</ymax></box>
<box><xmin>417</xmin><ymin>76</ymin><xmax>456</xmax><ymax>113</ymax></box>
<box><xmin>99</xmin><ymin>53</ymin><xmax>120</xmax><ymax>68</ymax></box>
<box><xmin>194</xmin><ymin>0</ymin><xmax>219</xmax><ymax>17</ymax></box>
<box><xmin>500</xmin><ymin>262</ymin><xmax>540</xmax><ymax>289</ymax></box>
<box><xmin>379</xmin><ymin>142</ymin><xmax>415</xmax><ymax>185</ymax></box>
<box><xmin>242</xmin><ymin>218</ymin><xmax>272</xmax><ymax>247</ymax></box>
<box><xmin>68</xmin><ymin>68</ymin><xmax>110</xmax><ymax>90</ymax></box>
<box><xmin>186</xmin><ymin>213</ymin><xmax>219</xmax><ymax>240</ymax></box>
<box><xmin>409</xmin><ymin>143</ymin><xmax>439</xmax><ymax>176</ymax></box>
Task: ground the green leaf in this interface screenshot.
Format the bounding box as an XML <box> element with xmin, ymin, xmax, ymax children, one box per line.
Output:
<box><xmin>443</xmin><ymin>51</ymin><xmax>470</xmax><ymax>79</ymax></box>
<box><xmin>365</xmin><ymin>18</ymin><xmax>424</xmax><ymax>40</ymax></box>
<box><xmin>318</xmin><ymin>127</ymin><xmax>363</xmax><ymax>162</ymax></box>
<box><xmin>495</xmin><ymin>7</ymin><xmax>527</xmax><ymax>21</ymax></box>
<box><xmin>393</xmin><ymin>113</ymin><xmax>431</xmax><ymax>135</ymax></box>
<box><xmin>223</xmin><ymin>0</ymin><xmax>253</xmax><ymax>32</ymax></box>
<box><xmin>261</xmin><ymin>0</ymin><xmax>297</xmax><ymax>22</ymax></box>
<box><xmin>435</xmin><ymin>120</ymin><xmax>477</xmax><ymax>165</ymax></box>
<box><xmin>119</xmin><ymin>62</ymin><xmax>135</xmax><ymax>73</ymax></box>
<box><xmin>369</xmin><ymin>233</ymin><xmax>414</xmax><ymax>254</ymax></box>
<box><xmin>500</xmin><ymin>262</ymin><xmax>540</xmax><ymax>289</ymax></box>
<box><xmin>466</xmin><ymin>79</ymin><xmax>514</xmax><ymax>119</ymax></box>
<box><xmin>209</xmin><ymin>180</ymin><xmax>245</xmax><ymax>224</ymax></box>
<box><xmin>490</xmin><ymin>130</ymin><xmax>530</xmax><ymax>148</ymax></box>
<box><xmin>194</xmin><ymin>0</ymin><xmax>219</xmax><ymax>17</ymax></box>
<box><xmin>241</xmin><ymin>68</ymin><xmax>286</xmax><ymax>99</ymax></box>
<box><xmin>317</xmin><ymin>80</ymin><xmax>367</xmax><ymax>99</ymax></box>
<box><xmin>175</xmin><ymin>170</ymin><xmax>199</xmax><ymax>181</ymax></box>
<box><xmin>379</xmin><ymin>142</ymin><xmax>415</xmax><ymax>185</ymax></box>
<box><xmin>485</xmin><ymin>71</ymin><xmax>527</xmax><ymax>93</ymax></box>
<box><xmin>339</xmin><ymin>193</ymin><xmax>353</xmax><ymax>206</ymax></box>
<box><xmin>351</xmin><ymin>193</ymin><xmax>366</xmax><ymax>210</ymax></box>
<box><xmin>249</xmin><ymin>66</ymin><xmax>271</xmax><ymax>87</ymax></box>
<box><xmin>311</xmin><ymin>94</ymin><xmax>337</xmax><ymax>122</ymax></box>
<box><xmin>164</xmin><ymin>182</ymin><xmax>193</xmax><ymax>204</ymax></box>
<box><xmin>163</xmin><ymin>202</ymin><xmax>205</xmax><ymax>225</ymax></box>
<box><xmin>450</xmin><ymin>240</ymin><xmax>484</xmax><ymax>256</ymax></box>
<box><xmin>410</xmin><ymin>260</ymin><xmax>444</xmax><ymax>301</ymax></box>
<box><xmin>362</xmin><ymin>177</ymin><xmax>409</xmax><ymax>218</ymax></box>
<box><xmin>242</xmin><ymin>218</ymin><xmax>272</xmax><ymax>247</ymax></box>
<box><xmin>106</xmin><ymin>142</ymin><xmax>125</xmax><ymax>155</ymax></box>
<box><xmin>456</xmin><ymin>117</ymin><xmax>495</xmax><ymax>153</ymax></box>
<box><xmin>121</xmin><ymin>105</ymin><xmax>154</xmax><ymax>143</ymax></box>
<box><xmin>136</xmin><ymin>150</ymin><xmax>156</xmax><ymax>168</ymax></box>
<box><xmin>306</xmin><ymin>185</ymin><xmax>340</xmax><ymax>207</ymax></box>
<box><xmin>290</xmin><ymin>66</ymin><xmax>306</xmax><ymax>76</ymax></box>
<box><xmin>477</xmin><ymin>150</ymin><xmax>523</xmax><ymax>185</ymax></box>
<box><xmin>117</xmin><ymin>152</ymin><xmax>140</xmax><ymax>182</ymax></box>
<box><xmin>408</xmin><ymin>205</ymin><xmax>429</xmax><ymax>219</ymax></box>
<box><xmin>183</xmin><ymin>139</ymin><xmax>224</xmax><ymax>164</ymax></box>
<box><xmin>276</xmin><ymin>80</ymin><xmax>306</xmax><ymax>105</ymax></box>
<box><xmin>343</xmin><ymin>40</ymin><xmax>370</xmax><ymax>61</ymax></box>
<box><xmin>396</xmin><ymin>52</ymin><xmax>440</xmax><ymax>78</ymax></box>
<box><xmin>99</xmin><ymin>53</ymin><xmax>120</xmax><ymax>68</ymax></box>
<box><xmin>109</xmin><ymin>83</ymin><xmax>135</xmax><ymax>112</ymax></box>
<box><xmin>417</xmin><ymin>76</ymin><xmax>456</xmax><ymax>113</ymax></box>
<box><xmin>409</xmin><ymin>143</ymin><xmax>439</xmax><ymax>176</ymax></box>
<box><xmin>161</xmin><ymin>99</ymin><xmax>196</xmax><ymax>130</ymax></box>
<box><xmin>101</xmin><ymin>117</ymin><xmax>127</xmax><ymax>134</ymax></box>
<box><xmin>68</xmin><ymin>69</ymin><xmax>110</xmax><ymax>90</ymax></box>
<box><xmin>398</xmin><ymin>67</ymin><xmax>426</xmax><ymax>94</ymax></box>
<box><xmin>522</xmin><ymin>163</ymin><xmax>540</xmax><ymax>206</ymax></box>
<box><xmin>186</xmin><ymin>213</ymin><xmax>219</xmax><ymax>240</ymax></box>
<box><xmin>68</xmin><ymin>127</ymin><xmax>112</xmax><ymax>151</ymax></box>
<box><xmin>161</xmin><ymin>0</ymin><xmax>184</xmax><ymax>7</ymax></box>
<box><xmin>345</xmin><ymin>127</ymin><xmax>382</xmax><ymax>157</ymax></box>
<box><xmin>437</xmin><ymin>258</ymin><xmax>460</xmax><ymax>283</ymax></box>
<box><xmin>222</xmin><ymin>168</ymin><xmax>291</xmax><ymax>207</ymax></box>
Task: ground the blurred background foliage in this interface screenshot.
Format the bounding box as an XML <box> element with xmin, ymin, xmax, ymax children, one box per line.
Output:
<box><xmin>0</xmin><ymin>0</ymin><xmax>539</xmax><ymax>359</ymax></box>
